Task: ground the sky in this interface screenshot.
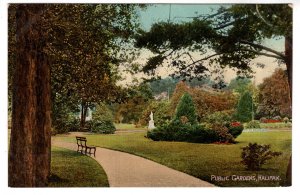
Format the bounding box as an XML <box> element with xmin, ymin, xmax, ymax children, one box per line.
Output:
<box><xmin>119</xmin><ymin>4</ymin><xmax>286</xmax><ymax>86</ymax></box>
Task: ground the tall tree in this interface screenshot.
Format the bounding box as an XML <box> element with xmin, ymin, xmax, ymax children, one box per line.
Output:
<box><xmin>47</xmin><ymin>4</ymin><xmax>142</xmax><ymax>129</ymax></box>
<box><xmin>8</xmin><ymin>4</ymin><xmax>145</xmax><ymax>186</ymax></box>
<box><xmin>257</xmin><ymin>68</ymin><xmax>291</xmax><ymax>118</ymax></box>
<box><xmin>235</xmin><ymin>91</ymin><xmax>254</xmax><ymax>122</ymax></box>
<box><xmin>9</xmin><ymin>5</ymin><xmax>51</xmax><ymax>187</ymax></box>
<box><xmin>174</xmin><ymin>93</ymin><xmax>198</xmax><ymax>125</ymax></box>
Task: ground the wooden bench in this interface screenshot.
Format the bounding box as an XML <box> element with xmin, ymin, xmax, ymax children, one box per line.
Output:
<box><xmin>76</xmin><ymin>136</ymin><xmax>96</xmax><ymax>157</ymax></box>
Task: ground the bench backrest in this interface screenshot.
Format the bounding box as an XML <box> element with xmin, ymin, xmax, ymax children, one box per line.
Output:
<box><xmin>76</xmin><ymin>136</ymin><xmax>87</xmax><ymax>147</ymax></box>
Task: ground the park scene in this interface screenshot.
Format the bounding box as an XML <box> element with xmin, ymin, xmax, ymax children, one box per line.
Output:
<box><xmin>8</xmin><ymin>4</ymin><xmax>292</xmax><ymax>187</ymax></box>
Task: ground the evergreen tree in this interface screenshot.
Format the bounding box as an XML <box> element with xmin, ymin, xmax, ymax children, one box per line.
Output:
<box><xmin>235</xmin><ymin>91</ymin><xmax>254</xmax><ymax>122</ymax></box>
<box><xmin>174</xmin><ymin>93</ymin><xmax>198</xmax><ymax>125</ymax></box>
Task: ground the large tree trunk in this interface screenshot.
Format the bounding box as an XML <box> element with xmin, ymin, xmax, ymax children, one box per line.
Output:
<box><xmin>8</xmin><ymin>5</ymin><xmax>51</xmax><ymax>187</ymax></box>
<box><xmin>284</xmin><ymin>34</ymin><xmax>292</xmax><ymax>186</ymax></box>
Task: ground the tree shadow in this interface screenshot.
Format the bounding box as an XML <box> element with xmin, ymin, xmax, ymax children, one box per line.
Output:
<box><xmin>48</xmin><ymin>173</ymin><xmax>69</xmax><ymax>183</ymax></box>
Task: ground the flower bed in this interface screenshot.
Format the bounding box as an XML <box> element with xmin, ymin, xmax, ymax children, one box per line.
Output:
<box><xmin>261</xmin><ymin>119</ymin><xmax>281</xmax><ymax>123</ymax></box>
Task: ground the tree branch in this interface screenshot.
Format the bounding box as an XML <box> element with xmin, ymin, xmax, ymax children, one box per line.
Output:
<box><xmin>185</xmin><ymin>52</ymin><xmax>195</xmax><ymax>63</ymax></box>
<box><xmin>242</xmin><ymin>48</ymin><xmax>284</xmax><ymax>60</ymax></box>
<box><xmin>187</xmin><ymin>53</ymin><xmax>220</xmax><ymax>67</ymax></box>
<box><xmin>240</xmin><ymin>39</ymin><xmax>285</xmax><ymax>59</ymax></box>
<box><xmin>214</xmin><ymin>21</ymin><xmax>235</xmax><ymax>30</ymax></box>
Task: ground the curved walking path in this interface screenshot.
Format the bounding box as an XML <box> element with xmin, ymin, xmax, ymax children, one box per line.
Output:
<box><xmin>52</xmin><ymin>139</ymin><xmax>215</xmax><ymax>187</ymax></box>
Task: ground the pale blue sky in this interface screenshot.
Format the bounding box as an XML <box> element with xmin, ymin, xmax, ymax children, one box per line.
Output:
<box><xmin>138</xmin><ymin>4</ymin><xmax>222</xmax><ymax>31</ymax></box>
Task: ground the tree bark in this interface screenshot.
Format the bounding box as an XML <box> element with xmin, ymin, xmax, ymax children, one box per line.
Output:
<box><xmin>284</xmin><ymin>34</ymin><xmax>292</xmax><ymax>186</ymax></box>
<box><xmin>80</xmin><ymin>101</ymin><xmax>88</xmax><ymax>131</ymax></box>
<box><xmin>8</xmin><ymin>5</ymin><xmax>51</xmax><ymax>187</ymax></box>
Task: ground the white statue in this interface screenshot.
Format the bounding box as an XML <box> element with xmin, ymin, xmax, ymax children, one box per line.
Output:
<box><xmin>148</xmin><ymin>111</ymin><xmax>155</xmax><ymax>130</ymax></box>
<box><xmin>150</xmin><ymin>111</ymin><xmax>153</xmax><ymax>121</ymax></box>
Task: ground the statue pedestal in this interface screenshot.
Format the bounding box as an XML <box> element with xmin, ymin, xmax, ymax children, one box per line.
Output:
<box><xmin>148</xmin><ymin>120</ymin><xmax>155</xmax><ymax>130</ymax></box>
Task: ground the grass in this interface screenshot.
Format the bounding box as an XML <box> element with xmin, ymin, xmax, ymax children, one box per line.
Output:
<box><xmin>49</xmin><ymin>147</ymin><xmax>109</xmax><ymax>187</ymax></box>
<box><xmin>53</xmin><ymin>130</ymin><xmax>291</xmax><ymax>187</ymax></box>
<box><xmin>114</xmin><ymin>123</ymin><xmax>147</xmax><ymax>130</ymax></box>
<box><xmin>260</xmin><ymin>122</ymin><xmax>292</xmax><ymax>129</ymax></box>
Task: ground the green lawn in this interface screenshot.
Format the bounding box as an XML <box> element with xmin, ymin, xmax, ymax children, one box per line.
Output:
<box><xmin>114</xmin><ymin>123</ymin><xmax>147</xmax><ymax>130</ymax></box>
<box><xmin>259</xmin><ymin>122</ymin><xmax>292</xmax><ymax>129</ymax></box>
<box><xmin>54</xmin><ymin>130</ymin><xmax>291</xmax><ymax>187</ymax></box>
<box><xmin>49</xmin><ymin>147</ymin><xmax>109</xmax><ymax>187</ymax></box>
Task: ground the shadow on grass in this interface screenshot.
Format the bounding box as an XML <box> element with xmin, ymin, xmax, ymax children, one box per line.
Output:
<box><xmin>48</xmin><ymin>173</ymin><xmax>69</xmax><ymax>183</ymax></box>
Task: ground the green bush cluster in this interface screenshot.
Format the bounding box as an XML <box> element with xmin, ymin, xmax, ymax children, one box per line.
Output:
<box><xmin>90</xmin><ymin>120</ymin><xmax>116</xmax><ymax>134</ymax></box>
<box><xmin>147</xmin><ymin>120</ymin><xmax>244</xmax><ymax>143</ymax></box>
<box><xmin>90</xmin><ymin>103</ymin><xmax>116</xmax><ymax>134</ymax></box>
<box><xmin>202</xmin><ymin>111</ymin><xmax>232</xmax><ymax>125</ymax></box>
<box><xmin>147</xmin><ymin>120</ymin><xmax>218</xmax><ymax>143</ymax></box>
<box><xmin>52</xmin><ymin>115</ymin><xmax>80</xmax><ymax>134</ymax></box>
<box><xmin>147</xmin><ymin>93</ymin><xmax>244</xmax><ymax>144</ymax></box>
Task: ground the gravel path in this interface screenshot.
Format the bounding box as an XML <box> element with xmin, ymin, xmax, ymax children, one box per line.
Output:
<box><xmin>52</xmin><ymin>139</ymin><xmax>215</xmax><ymax>187</ymax></box>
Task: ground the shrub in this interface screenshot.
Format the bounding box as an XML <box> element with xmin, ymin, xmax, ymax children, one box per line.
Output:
<box><xmin>93</xmin><ymin>103</ymin><xmax>114</xmax><ymax>122</ymax></box>
<box><xmin>283</xmin><ymin>117</ymin><xmax>289</xmax><ymax>123</ymax></box>
<box><xmin>147</xmin><ymin>120</ymin><xmax>218</xmax><ymax>143</ymax></box>
<box><xmin>83</xmin><ymin>120</ymin><xmax>93</xmax><ymax>132</ymax></box>
<box><xmin>259</xmin><ymin>117</ymin><xmax>267</xmax><ymax>123</ymax></box>
<box><xmin>212</xmin><ymin>124</ymin><xmax>234</xmax><ymax>143</ymax></box>
<box><xmin>227</xmin><ymin>122</ymin><xmax>244</xmax><ymax>138</ymax></box>
<box><xmin>241</xmin><ymin>143</ymin><xmax>282</xmax><ymax>170</ymax></box>
<box><xmin>68</xmin><ymin>117</ymin><xmax>80</xmax><ymax>132</ymax></box>
<box><xmin>90</xmin><ymin>103</ymin><xmax>116</xmax><ymax>134</ymax></box>
<box><xmin>90</xmin><ymin>120</ymin><xmax>116</xmax><ymax>134</ymax></box>
<box><xmin>245</xmin><ymin>120</ymin><xmax>261</xmax><ymax>129</ymax></box>
<box><xmin>273</xmin><ymin>116</ymin><xmax>282</xmax><ymax>121</ymax></box>
<box><xmin>202</xmin><ymin>111</ymin><xmax>232</xmax><ymax>126</ymax></box>
<box><xmin>53</xmin><ymin>114</ymin><xmax>81</xmax><ymax>134</ymax></box>
<box><xmin>174</xmin><ymin>93</ymin><xmax>198</xmax><ymax>125</ymax></box>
